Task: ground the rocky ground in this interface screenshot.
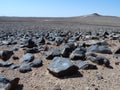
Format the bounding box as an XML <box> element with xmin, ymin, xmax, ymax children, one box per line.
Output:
<box><xmin>0</xmin><ymin>15</ymin><xmax>120</xmax><ymax>90</ymax></box>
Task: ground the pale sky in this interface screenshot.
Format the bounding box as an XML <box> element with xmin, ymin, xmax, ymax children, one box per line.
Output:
<box><xmin>0</xmin><ymin>0</ymin><xmax>119</xmax><ymax>17</ymax></box>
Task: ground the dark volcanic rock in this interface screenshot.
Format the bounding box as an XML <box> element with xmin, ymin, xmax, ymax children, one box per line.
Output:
<box><xmin>47</xmin><ymin>32</ymin><xmax>56</xmax><ymax>41</ymax></box>
<box><xmin>19</xmin><ymin>53</ymin><xmax>34</xmax><ymax>63</ymax></box>
<box><xmin>61</xmin><ymin>45</ymin><xmax>71</xmax><ymax>57</ymax></box>
<box><xmin>46</xmin><ymin>48</ymin><xmax>61</xmax><ymax>60</ymax></box>
<box><xmin>30</xmin><ymin>58</ymin><xmax>42</xmax><ymax>67</ymax></box>
<box><xmin>0</xmin><ymin>61</ymin><xmax>13</xmax><ymax>67</ymax></box>
<box><xmin>55</xmin><ymin>36</ymin><xmax>64</xmax><ymax>46</ymax></box>
<box><xmin>20</xmin><ymin>38</ymin><xmax>37</xmax><ymax>48</ymax></box>
<box><xmin>37</xmin><ymin>37</ymin><xmax>45</xmax><ymax>45</ymax></box>
<box><xmin>47</xmin><ymin>57</ymin><xmax>78</xmax><ymax>77</ymax></box>
<box><xmin>87</xmin><ymin>45</ymin><xmax>112</xmax><ymax>54</ymax></box>
<box><xmin>9</xmin><ymin>64</ymin><xmax>20</xmax><ymax>69</ymax></box>
<box><xmin>0</xmin><ymin>74</ymin><xmax>19</xmax><ymax>90</ymax></box>
<box><xmin>86</xmin><ymin>53</ymin><xmax>110</xmax><ymax>67</ymax></box>
<box><xmin>70</xmin><ymin>47</ymin><xmax>86</xmax><ymax>60</ymax></box>
<box><xmin>74</xmin><ymin>60</ymin><xmax>97</xmax><ymax>70</ymax></box>
<box><xmin>19</xmin><ymin>63</ymin><xmax>32</xmax><ymax>73</ymax></box>
<box><xmin>0</xmin><ymin>50</ymin><xmax>14</xmax><ymax>61</ymax></box>
<box><xmin>2</xmin><ymin>40</ymin><xmax>11</xmax><ymax>45</ymax></box>
<box><xmin>68</xmin><ymin>37</ymin><xmax>78</xmax><ymax>43</ymax></box>
<box><xmin>67</xmin><ymin>42</ymin><xmax>77</xmax><ymax>51</ymax></box>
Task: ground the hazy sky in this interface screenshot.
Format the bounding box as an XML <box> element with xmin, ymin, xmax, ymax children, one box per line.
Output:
<box><xmin>0</xmin><ymin>0</ymin><xmax>119</xmax><ymax>17</ymax></box>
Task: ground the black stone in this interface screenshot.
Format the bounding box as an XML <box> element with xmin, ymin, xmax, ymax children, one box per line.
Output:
<box><xmin>47</xmin><ymin>57</ymin><xmax>78</xmax><ymax>77</ymax></box>
<box><xmin>19</xmin><ymin>63</ymin><xmax>32</xmax><ymax>73</ymax></box>
<box><xmin>21</xmin><ymin>38</ymin><xmax>37</xmax><ymax>48</ymax></box>
<box><xmin>74</xmin><ymin>60</ymin><xmax>97</xmax><ymax>70</ymax></box>
<box><xmin>87</xmin><ymin>45</ymin><xmax>112</xmax><ymax>54</ymax></box>
<box><xmin>55</xmin><ymin>36</ymin><xmax>64</xmax><ymax>46</ymax></box>
<box><xmin>37</xmin><ymin>37</ymin><xmax>45</xmax><ymax>45</ymax></box>
<box><xmin>61</xmin><ymin>45</ymin><xmax>71</xmax><ymax>57</ymax></box>
<box><xmin>0</xmin><ymin>61</ymin><xmax>13</xmax><ymax>67</ymax></box>
<box><xmin>46</xmin><ymin>48</ymin><xmax>61</xmax><ymax>60</ymax></box>
<box><xmin>0</xmin><ymin>50</ymin><xmax>14</xmax><ymax>61</ymax></box>
<box><xmin>30</xmin><ymin>58</ymin><xmax>42</xmax><ymax>67</ymax></box>
<box><xmin>19</xmin><ymin>53</ymin><xmax>34</xmax><ymax>63</ymax></box>
<box><xmin>0</xmin><ymin>74</ymin><xmax>19</xmax><ymax>90</ymax></box>
<box><xmin>9</xmin><ymin>64</ymin><xmax>20</xmax><ymax>69</ymax></box>
<box><xmin>86</xmin><ymin>53</ymin><xmax>110</xmax><ymax>67</ymax></box>
<box><xmin>70</xmin><ymin>47</ymin><xmax>86</xmax><ymax>60</ymax></box>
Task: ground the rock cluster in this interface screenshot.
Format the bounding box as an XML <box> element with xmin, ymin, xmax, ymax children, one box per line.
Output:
<box><xmin>0</xmin><ymin>30</ymin><xmax>119</xmax><ymax>89</ymax></box>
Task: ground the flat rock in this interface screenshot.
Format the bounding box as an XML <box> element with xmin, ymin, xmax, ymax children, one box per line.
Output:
<box><xmin>87</xmin><ymin>45</ymin><xmax>112</xmax><ymax>54</ymax></box>
<box><xmin>19</xmin><ymin>53</ymin><xmax>34</xmax><ymax>63</ymax></box>
<box><xmin>9</xmin><ymin>64</ymin><xmax>20</xmax><ymax>69</ymax></box>
<box><xmin>47</xmin><ymin>57</ymin><xmax>78</xmax><ymax>77</ymax></box>
<box><xmin>19</xmin><ymin>63</ymin><xmax>32</xmax><ymax>73</ymax></box>
<box><xmin>30</xmin><ymin>58</ymin><xmax>42</xmax><ymax>67</ymax></box>
<box><xmin>74</xmin><ymin>60</ymin><xmax>97</xmax><ymax>70</ymax></box>
<box><xmin>0</xmin><ymin>61</ymin><xmax>13</xmax><ymax>67</ymax></box>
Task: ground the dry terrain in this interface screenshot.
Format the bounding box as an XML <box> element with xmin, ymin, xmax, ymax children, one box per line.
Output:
<box><xmin>0</xmin><ymin>13</ymin><xmax>120</xmax><ymax>90</ymax></box>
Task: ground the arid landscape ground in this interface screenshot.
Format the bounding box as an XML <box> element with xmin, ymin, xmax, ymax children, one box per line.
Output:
<box><xmin>0</xmin><ymin>13</ymin><xmax>120</xmax><ymax>90</ymax></box>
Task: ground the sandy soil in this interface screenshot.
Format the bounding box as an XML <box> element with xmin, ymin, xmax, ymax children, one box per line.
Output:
<box><xmin>0</xmin><ymin>14</ymin><xmax>120</xmax><ymax>90</ymax></box>
<box><xmin>0</xmin><ymin>38</ymin><xmax>119</xmax><ymax>90</ymax></box>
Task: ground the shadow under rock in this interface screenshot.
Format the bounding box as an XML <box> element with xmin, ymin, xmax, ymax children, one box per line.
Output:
<box><xmin>58</xmin><ymin>71</ymin><xmax>83</xmax><ymax>79</ymax></box>
<box><xmin>106</xmin><ymin>65</ymin><xmax>113</xmax><ymax>69</ymax></box>
<box><xmin>15</xmin><ymin>84</ymin><xmax>23</xmax><ymax>90</ymax></box>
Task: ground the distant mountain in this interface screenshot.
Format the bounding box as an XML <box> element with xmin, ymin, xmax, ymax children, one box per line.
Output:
<box><xmin>82</xmin><ymin>13</ymin><xmax>102</xmax><ymax>17</ymax></box>
<box><xmin>0</xmin><ymin>13</ymin><xmax>120</xmax><ymax>27</ymax></box>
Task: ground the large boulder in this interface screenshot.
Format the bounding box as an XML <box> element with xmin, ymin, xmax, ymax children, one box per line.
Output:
<box><xmin>0</xmin><ymin>50</ymin><xmax>14</xmax><ymax>61</ymax></box>
<box><xmin>47</xmin><ymin>57</ymin><xmax>78</xmax><ymax>77</ymax></box>
<box><xmin>87</xmin><ymin>45</ymin><xmax>112</xmax><ymax>54</ymax></box>
<box><xmin>0</xmin><ymin>74</ymin><xmax>19</xmax><ymax>90</ymax></box>
<box><xmin>19</xmin><ymin>53</ymin><xmax>34</xmax><ymax>63</ymax></box>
